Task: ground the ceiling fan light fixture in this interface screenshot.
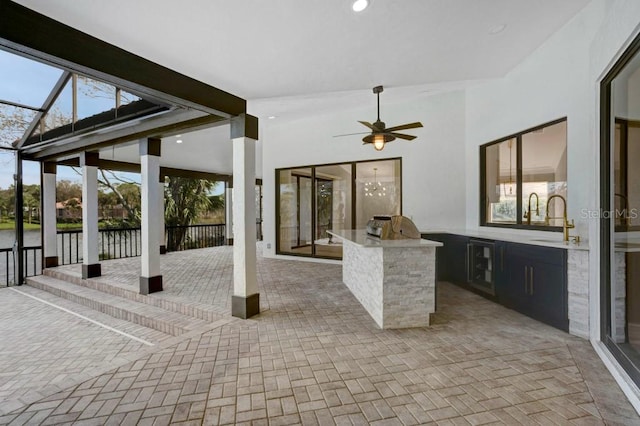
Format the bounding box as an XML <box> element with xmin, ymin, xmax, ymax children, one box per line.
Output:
<box><xmin>352</xmin><ymin>0</ymin><xmax>368</xmax><ymax>12</ymax></box>
<box><xmin>373</xmin><ymin>134</ymin><xmax>385</xmax><ymax>151</ymax></box>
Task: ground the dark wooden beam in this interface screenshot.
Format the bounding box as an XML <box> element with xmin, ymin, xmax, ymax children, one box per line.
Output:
<box><xmin>0</xmin><ymin>1</ymin><xmax>246</xmax><ymax>118</ymax></box>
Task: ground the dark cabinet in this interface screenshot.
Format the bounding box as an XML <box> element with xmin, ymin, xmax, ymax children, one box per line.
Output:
<box><xmin>422</xmin><ymin>233</ymin><xmax>568</xmax><ymax>332</ymax></box>
<box><xmin>505</xmin><ymin>243</ymin><xmax>568</xmax><ymax>331</ymax></box>
<box><xmin>493</xmin><ymin>241</ymin><xmax>508</xmax><ymax>303</ymax></box>
<box><xmin>421</xmin><ymin>233</ymin><xmax>449</xmax><ymax>281</ymax></box>
<box><xmin>421</xmin><ymin>233</ymin><xmax>469</xmax><ymax>284</ymax></box>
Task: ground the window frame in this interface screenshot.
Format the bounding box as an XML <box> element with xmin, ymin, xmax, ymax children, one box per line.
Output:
<box><xmin>479</xmin><ymin>117</ymin><xmax>567</xmax><ymax>231</ymax></box>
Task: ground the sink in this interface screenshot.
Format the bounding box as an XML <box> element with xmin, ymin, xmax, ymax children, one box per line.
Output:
<box><xmin>530</xmin><ymin>239</ymin><xmax>566</xmax><ymax>244</ymax></box>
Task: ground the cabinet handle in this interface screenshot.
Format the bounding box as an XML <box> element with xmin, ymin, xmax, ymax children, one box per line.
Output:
<box><xmin>530</xmin><ymin>266</ymin><xmax>534</xmax><ymax>295</ymax></box>
<box><xmin>524</xmin><ymin>265</ymin><xmax>528</xmax><ymax>293</ymax></box>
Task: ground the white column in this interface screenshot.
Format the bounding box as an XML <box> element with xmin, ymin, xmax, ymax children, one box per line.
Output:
<box><xmin>42</xmin><ymin>162</ymin><xmax>58</xmax><ymax>268</ymax></box>
<box><xmin>158</xmin><ymin>177</ymin><xmax>166</xmax><ymax>254</ymax></box>
<box><xmin>231</xmin><ymin>136</ymin><xmax>259</xmax><ymax>318</ymax></box>
<box><xmin>140</xmin><ymin>138</ymin><xmax>163</xmax><ymax>294</ymax></box>
<box><xmin>81</xmin><ymin>152</ymin><xmax>100</xmax><ymax>278</ymax></box>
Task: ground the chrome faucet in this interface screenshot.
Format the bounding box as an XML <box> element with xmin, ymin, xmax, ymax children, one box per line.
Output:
<box><xmin>524</xmin><ymin>192</ymin><xmax>540</xmax><ymax>225</ymax></box>
<box><xmin>545</xmin><ymin>194</ymin><xmax>575</xmax><ymax>242</ymax></box>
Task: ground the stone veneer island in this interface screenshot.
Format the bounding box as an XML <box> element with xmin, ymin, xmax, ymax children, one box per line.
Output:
<box><xmin>328</xmin><ymin>230</ymin><xmax>442</xmax><ymax>329</ymax></box>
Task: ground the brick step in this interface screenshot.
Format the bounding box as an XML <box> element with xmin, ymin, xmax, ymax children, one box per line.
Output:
<box><xmin>11</xmin><ymin>285</ymin><xmax>174</xmax><ymax>345</ymax></box>
<box><xmin>27</xmin><ymin>275</ymin><xmax>212</xmax><ymax>337</ymax></box>
<box><xmin>43</xmin><ymin>268</ymin><xmax>224</xmax><ymax>322</ymax></box>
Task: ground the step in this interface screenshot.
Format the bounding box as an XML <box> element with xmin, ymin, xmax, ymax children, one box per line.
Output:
<box><xmin>10</xmin><ymin>285</ymin><xmax>174</xmax><ymax>346</ymax></box>
<box><xmin>27</xmin><ymin>275</ymin><xmax>213</xmax><ymax>337</ymax></box>
<box><xmin>43</xmin><ymin>268</ymin><xmax>224</xmax><ymax>322</ymax></box>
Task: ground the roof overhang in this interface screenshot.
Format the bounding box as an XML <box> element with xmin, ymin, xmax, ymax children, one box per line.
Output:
<box><xmin>22</xmin><ymin>108</ymin><xmax>228</xmax><ymax>161</ymax></box>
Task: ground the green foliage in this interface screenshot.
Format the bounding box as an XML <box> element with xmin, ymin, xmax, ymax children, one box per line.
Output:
<box><xmin>165</xmin><ymin>177</ymin><xmax>216</xmax><ymax>250</ymax></box>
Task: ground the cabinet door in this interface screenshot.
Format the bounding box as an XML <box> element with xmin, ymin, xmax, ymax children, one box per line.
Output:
<box><xmin>493</xmin><ymin>241</ymin><xmax>509</xmax><ymax>304</ymax></box>
<box><xmin>421</xmin><ymin>233</ymin><xmax>449</xmax><ymax>281</ymax></box>
<box><xmin>529</xmin><ymin>260</ymin><xmax>568</xmax><ymax>331</ymax></box>
<box><xmin>506</xmin><ymin>243</ymin><xmax>568</xmax><ymax>331</ymax></box>
<box><xmin>505</xmin><ymin>250</ymin><xmax>531</xmax><ymax>314</ymax></box>
<box><xmin>448</xmin><ymin>235</ymin><xmax>470</xmax><ymax>285</ymax></box>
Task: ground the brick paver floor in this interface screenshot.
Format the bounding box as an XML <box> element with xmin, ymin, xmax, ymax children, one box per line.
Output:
<box><xmin>0</xmin><ymin>244</ymin><xmax>638</xmax><ymax>424</ymax></box>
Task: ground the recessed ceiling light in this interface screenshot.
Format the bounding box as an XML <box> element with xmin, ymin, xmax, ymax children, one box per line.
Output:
<box><xmin>176</xmin><ymin>139</ymin><xmax>183</xmax><ymax>144</ymax></box>
<box><xmin>352</xmin><ymin>0</ymin><xmax>368</xmax><ymax>12</ymax></box>
<box><xmin>176</xmin><ymin>134</ymin><xmax>182</xmax><ymax>137</ymax></box>
<box><xmin>488</xmin><ymin>24</ymin><xmax>507</xmax><ymax>35</ymax></box>
<box><xmin>268</xmin><ymin>116</ymin><xmax>277</xmax><ymax>120</ymax></box>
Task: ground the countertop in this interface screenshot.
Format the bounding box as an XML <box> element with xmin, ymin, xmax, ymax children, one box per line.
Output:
<box><xmin>420</xmin><ymin>228</ymin><xmax>590</xmax><ymax>251</ymax></box>
<box><xmin>328</xmin><ymin>230</ymin><xmax>442</xmax><ymax>248</ymax></box>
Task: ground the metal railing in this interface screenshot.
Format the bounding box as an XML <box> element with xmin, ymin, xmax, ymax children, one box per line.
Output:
<box><xmin>0</xmin><ymin>246</ymin><xmax>42</xmax><ymax>286</ymax></box>
<box><xmin>58</xmin><ymin>227</ymin><xmax>143</xmax><ymax>264</ymax></box>
<box><xmin>166</xmin><ymin>223</ymin><xmax>226</xmax><ymax>252</ymax></box>
<box><xmin>0</xmin><ymin>222</ymin><xmax>268</xmax><ymax>285</ymax></box>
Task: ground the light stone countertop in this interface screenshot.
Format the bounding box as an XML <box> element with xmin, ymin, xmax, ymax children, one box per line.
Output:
<box><xmin>328</xmin><ymin>230</ymin><xmax>442</xmax><ymax>248</ymax></box>
<box><xmin>420</xmin><ymin>228</ymin><xmax>590</xmax><ymax>251</ymax></box>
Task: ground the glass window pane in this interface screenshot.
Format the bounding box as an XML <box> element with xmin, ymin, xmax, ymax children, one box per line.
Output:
<box><xmin>278</xmin><ymin>168</ymin><xmax>312</xmax><ymax>255</ymax></box>
<box><xmin>355</xmin><ymin>159</ymin><xmax>401</xmax><ymax>228</ymax></box>
<box><xmin>484</xmin><ymin>138</ymin><xmax>517</xmax><ymax>224</ymax></box>
<box><xmin>119</xmin><ymin>90</ymin><xmax>142</xmax><ymax>106</ymax></box>
<box><xmin>77</xmin><ymin>76</ymin><xmax>116</xmax><ymax>120</ymax></box>
<box><xmin>521</xmin><ymin>121</ymin><xmax>567</xmax><ymax>226</ymax></box>
<box><xmin>0</xmin><ymin>104</ymin><xmax>37</xmax><ymax>147</ymax></box>
<box><xmin>314</xmin><ymin>163</ymin><xmax>352</xmax><ymax>259</ymax></box>
<box><xmin>0</xmin><ymin>50</ymin><xmax>63</xmax><ymax>108</ymax></box>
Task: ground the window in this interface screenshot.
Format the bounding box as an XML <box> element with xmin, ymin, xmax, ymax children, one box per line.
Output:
<box><xmin>276</xmin><ymin>158</ymin><xmax>401</xmax><ymax>259</ymax></box>
<box><xmin>480</xmin><ymin>119</ymin><xmax>567</xmax><ymax>229</ymax></box>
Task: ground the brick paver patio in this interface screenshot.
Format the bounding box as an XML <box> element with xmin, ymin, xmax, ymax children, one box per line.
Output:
<box><xmin>0</xmin><ymin>244</ymin><xmax>638</xmax><ymax>424</ymax></box>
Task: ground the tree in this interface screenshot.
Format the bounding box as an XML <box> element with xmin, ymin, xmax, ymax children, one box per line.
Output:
<box><xmin>56</xmin><ymin>180</ymin><xmax>82</xmax><ymax>203</ymax></box>
<box><xmin>165</xmin><ymin>177</ymin><xmax>215</xmax><ymax>251</ymax></box>
<box><xmin>23</xmin><ymin>184</ymin><xmax>40</xmax><ymax>224</ymax></box>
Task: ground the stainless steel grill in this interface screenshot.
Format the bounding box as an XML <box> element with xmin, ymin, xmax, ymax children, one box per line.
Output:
<box><xmin>366</xmin><ymin>215</ymin><xmax>421</xmax><ymax>239</ymax></box>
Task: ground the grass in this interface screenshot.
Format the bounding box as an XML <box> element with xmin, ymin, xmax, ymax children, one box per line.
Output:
<box><xmin>0</xmin><ymin>220</ymin><xmax>83</xmax><ymax>231</ymax></box>
<box><xmin>0</xmin><ymin>220</ymin><xmax>40</xmax><ymax>231</ymax></box>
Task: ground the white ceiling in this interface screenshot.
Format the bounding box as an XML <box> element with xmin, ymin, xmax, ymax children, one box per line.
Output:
<box><xmin>16</xmin><ymin>0</ymin><xmax>590</xmax><ymax>104</ymax></box>
<box><xmin>14</xmin><ymin>0</ymin><xmax>591</xmax><ymax>176</ymax></box>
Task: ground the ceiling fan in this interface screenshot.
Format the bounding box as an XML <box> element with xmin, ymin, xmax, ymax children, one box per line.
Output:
<box><xmin>334</xmin><ymin>85</ymin><xmax>423</xmax><ymax>151</ymax></box>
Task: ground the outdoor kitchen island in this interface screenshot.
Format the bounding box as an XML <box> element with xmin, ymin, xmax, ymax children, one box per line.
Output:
<box><xmin>327</xmin><ymin>230</ymin><xmax>442</xmax><ymax>329</ymax></box>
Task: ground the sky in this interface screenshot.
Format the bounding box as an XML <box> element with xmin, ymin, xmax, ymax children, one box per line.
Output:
<box><xmin>0</xmin><ymin>50</ymin><xmax>138</xmax><ymax>189</ymax></box>
<box><xmin>1</xmin><ymin>49</ymin><xmax>224</xmax><ymax>195</ymax></box>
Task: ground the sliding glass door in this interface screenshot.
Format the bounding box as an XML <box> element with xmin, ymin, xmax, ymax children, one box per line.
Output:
<box><xmin>278</xmin><ymin>168</ymin><xmax>312</xmax><ymax>255</ymax></box>
<box><xmin>601</xmin><ymin>32</ymin><xmax>640</xmax><ymax>386</ymax></box>
<box><xmin>277</xmin><ymin>158</ymin><xmax>401</xmax><ymax>259</ymax></box>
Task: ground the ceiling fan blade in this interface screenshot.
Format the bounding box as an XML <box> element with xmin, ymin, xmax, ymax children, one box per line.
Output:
<box><xmin>385</xmin><ymin>122</ymin><xmax>423</xmax><ymax>133</ymax></box>
<box><xmin>333</xmin><ymin>132</ymin><xmax>370</xmax><ymax>138</ymax></box>
<box><xmin>391</xmin><ymin>133</ymin><xmax>417</xmax><ymax>141</ymax></box>
<box><xmin>358</xmin><ymin>120</ymin><xmax>378</xmax><ymax>131</ymax></box>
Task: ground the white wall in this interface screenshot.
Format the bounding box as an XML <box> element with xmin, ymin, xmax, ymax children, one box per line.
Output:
<box><xmin>465</xmin><ymin>1</ymin><xmax>604</xmax><ymax>237</ymax></box>
<box><xmin>260</xmin><ymin>90</ymin><xmax>466</xmax><ymax>258</ymax></box>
